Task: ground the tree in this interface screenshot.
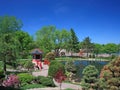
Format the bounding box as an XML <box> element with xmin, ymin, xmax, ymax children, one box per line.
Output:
<box><xmin>0</xmin><ymin>16</ymin><xmax>22</xmax><ymax>75</ymax></box>
<box><xmin>117</xmin><ymin>44</ymin><xmax>120</xmax><ymax>55</ymax></box>
<box><xmin>0</xmin><ymin>16</ymin><xmax>22</xmax><ymax>33</ymax></box>
<box><xmin>54</xmin><ymin>69</ymin><xmax>66</xmax><ymax>90</ymax></box>
<box><xmin>36</xmin><ymin>26</ymin><xmax>56</xmax><ymax>54</ymax></box>
<box><xmin>69</xmin><ymin>28</ymin><xmax>79</xmax><ymax>53</ymax></box>
<box><xmin>81</xmin><ymin>37</ymin><xmax>94</xmax><ymax>57</ymax></box>
<box><xmin>81</xmin><ymin>65</ymin><xmax>99</xmax><ymax>90</ymax></box>
<box><xmin>99</xmin><ymin>57</ymin><xmax>120</xmax><ymax>90</ymax></box>
<box><xmin>94</xmin><ymin>43</ymin><xmax>102</xmax><ymax>55</ymax></box>
<box><xmin>103</xmin><ymin>43</ymin><xmax>118</xmax><ymax>54</ymax></box>
<box><xmin>15</xmin><ymin>30</ymin><xmax>33</xmax><ymax>58</ymax></box>
<box><xmin>54</xmin><ymin>29</ymin><xmax>71</xmax><ymax>56</ymax></box>
<box><xmin>35</xmin><ymin>26</ymin><xmax>71</xmax><ymax>56</ymax></box>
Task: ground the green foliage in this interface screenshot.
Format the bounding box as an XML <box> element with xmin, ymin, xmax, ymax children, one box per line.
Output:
<box><xmin>48</xmin><ymin>61</ymin><xmax>65</xmax><ymax>77</ymax></box>
<box><xmin>15</xmin><ymin>30</ymin><xmax>33</xmax><ymax>59</ymax></box>
<box><xmin>99</xmin><ymin>57</ymin><xmax>120</xmax><ymax>90</ymax></box>
<box><xmin>94</xmin><ymin>43</ymin><xmax>103</xmax><ymax>55</ymax></box>
<box><xmin>0</xmin><ymin>16</ymin><xmax>22</xmax><ymax>75</ymax></box>
<box><xmin>69</xmin><ymin>28</ymin><xmax>79</xmax><ymax>52</ymax></box>
<box><xmin>81</xmin><ymin>65</ymin><xmax>99</xmax><ymax>90</ymax></box>
<box><xmin>0</xmin><ymin>16</ymin><xmax>22</xmax><ymax>33</ymax></box>
<box><xmin>103</xmin><ymin>43</ymin><xmax>118</xmax><ymax>54</ymax></box>
<box><xmin>45</xmin><ymin>52</ymin><xmax>55</xmax><ymax>61</ymax></box>
<box><xmin>35</xmin><ymin>26</ymin><xmax>71</xmax><ymax>55</ymax></box>
<box><xmin>21</xmin><ymin>84</ymin><xmax>45</xmax><ymax>90</ymax></box>
<box><xmin>0</xmin><ymin>68</ymin><xmax>4</xmax><ymax>79</ymax></box>
<box><xmin>36</xmin><ymin>26</ymin><xmax>56</xmax><ymax>54</ymax></box>
<box><xmin>35</xmin><ymin>76</ymin><xmax>55</xmax><ymax>87</ymax></box>
<box><xmin>17</xmin><ymin>73</ymin><xmax>34</xmax><ymax>86</ymax></box>
<box><xmin>23</xmin><ymin>60</ymin><xmax>34</xmax><ymax>71</ymax></box>
<box><xmin>17</xmin><ymin>60</ymin><xmax>29</xmax><ymax>68</ymax></box>
<box><xmin>81</xmin><ymin>37</ymin><xmax>94</xmax><ymax>57</ymax></box>
<box><xmin>65</xmin><ymin>61</ymin><xmax>77</xmax><ymax>82</ymax></box>
<box><xmin>65</xmin><ymin>61</ymin><xmax>76</xmax><ymax>72</ymax></box>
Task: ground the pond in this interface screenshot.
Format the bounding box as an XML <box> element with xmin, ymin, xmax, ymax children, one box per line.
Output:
<box><xmin>61</xmin><ymin>60</ymin><xmax>109</xmax><ymax>78</ymax></box>
<box><xmin>75</xmin><ymin>60</ymin><xmax>109</xmax><ymax>77</ymax></box>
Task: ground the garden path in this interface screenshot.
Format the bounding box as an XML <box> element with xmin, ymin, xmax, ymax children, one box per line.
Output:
<box><xmin>7</xmin><ymin>63</ymin><xmax>82</xmax><ymax>90</ymax></box>
<box><xmin>31</xmin><ymin>63</ymin><xmax>82</xmax><ymax>90</ymax></box>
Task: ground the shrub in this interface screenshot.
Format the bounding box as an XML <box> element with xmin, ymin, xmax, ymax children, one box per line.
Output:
<box><xmin>35</xmin><ymin>76</ymin><xmax>55</xmax><ymax>87</ymax></box>
<box><xmin>81</xmin><ymin>65</ymin><xmax>99</xmax><ymax>90</ymax></box>
<box><xmin>65</xmin><ymin>61</ymin><xmax>76</xmax><ymax>73</ymax></box>
<box><xmin>48</xmin><ymin>61</ymin><xmax>64</xmax><ymax>77</ymax></box>
<box><xmin>99</xmin><ymin>57</ymin><xmax>120</xmax><ymax>90</ymax></box>
<box><xmin>45</xmin><ymin>52</ymin><xmax>55</xmax><ymax>61</ymax></box>
<box><xmin>17</xmin><ymin>73</ymin><xmax>34</xmax><ymax>86</ymax></box>
<box><xmin>23</xmin><ymin>60</ymin><xmax>34</xmax><ymax>71</ymax></box>
<box><xmin>65</xmin><ymin>61</ymin><xmax>77</xmax><ymax>82</ymax></box>
<box><xmin>17</xmin><ymin>60</ymin><xmax>27</xmax><ymax>67</ymax></box>
<box><xmin>2</xmin><ymin>74</ymin><xmax>20</xmax><ymax>88</ymax></box>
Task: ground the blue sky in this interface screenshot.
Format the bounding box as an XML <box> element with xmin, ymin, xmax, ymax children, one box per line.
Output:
<box><xmin>0</xmin><ymin>0</ymin><xmax>120</xmax><ymax>44</ymax></box>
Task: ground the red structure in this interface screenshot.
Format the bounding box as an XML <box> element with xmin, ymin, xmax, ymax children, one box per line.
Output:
<box><xmin>31</xmin><ymin>48</ymin><xmax>43</xmax><ymax>70</ymax></box>
<box><xmin>31</xmin><ymin>48</ymin><xmax>43</xmax><ymax>61</ymax></box>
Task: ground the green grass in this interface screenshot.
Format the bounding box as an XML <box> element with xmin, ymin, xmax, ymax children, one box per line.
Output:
<box><xmin>21</xmin><ymin>84</ymin><xmax>46</xmax><ymax>90</ymax></box>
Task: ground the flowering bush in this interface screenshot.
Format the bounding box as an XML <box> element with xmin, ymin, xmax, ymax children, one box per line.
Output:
<box><xmin>2</xmin><ymin>74</ymin><xmax>20</xmax><ymax>88</ymax></box>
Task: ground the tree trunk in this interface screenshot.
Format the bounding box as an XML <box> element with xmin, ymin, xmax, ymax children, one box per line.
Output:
<box><xmin>60</xmin><ymin>83</ymin><xmax>62</xmax><ymax>90</ymax></box>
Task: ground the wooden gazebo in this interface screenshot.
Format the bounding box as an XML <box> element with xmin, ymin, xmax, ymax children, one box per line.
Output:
<box><xmin>30</xmin><ymin>48</ymin><xmax>43</xmax><ymax>61</ymax></box>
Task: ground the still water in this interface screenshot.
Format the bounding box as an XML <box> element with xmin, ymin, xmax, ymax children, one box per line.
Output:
<box><xmin>62</xmin><ymin>60</ymin><xmax>109</xmax><ymax>78</ymax></box>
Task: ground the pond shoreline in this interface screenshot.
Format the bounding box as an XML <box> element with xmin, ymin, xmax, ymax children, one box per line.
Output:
<box><xmin>56</xmin><ymin>58</ymin><xmax>110</xmax><ymax>62</ymax></box>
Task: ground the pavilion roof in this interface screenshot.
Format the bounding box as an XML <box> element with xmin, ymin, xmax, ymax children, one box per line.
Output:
<box><xmin>30</xmin><ymin>48</ymin><xmax>43</xmax><ymax>55</ymax></box>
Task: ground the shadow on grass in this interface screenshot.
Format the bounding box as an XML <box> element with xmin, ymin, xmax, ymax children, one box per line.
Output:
<box><xmin>0</xmin><ymin>86</ymin><xmax>21</xmax><ymax>90</ymax></box>
<box><xmin>6</xmin><ymin>71</ymin><xmax>28</xmax><ymax>75</ymax></box>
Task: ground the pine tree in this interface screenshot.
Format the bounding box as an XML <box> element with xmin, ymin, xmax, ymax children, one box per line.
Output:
<box><xmin>69</xmin><ymin>28</ymin><xmax>79</xmax><ymax>52</ymax></box>
<box><xmin>81</xmin><ymin>65</ymin><xmax>99</xmax><ymax>90</ymax></box>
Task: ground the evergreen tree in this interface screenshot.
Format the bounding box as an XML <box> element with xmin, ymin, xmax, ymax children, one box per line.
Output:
<box><xmin>81</xmin><ymin>65</ymin><xmax>99</xmax><ymax>90</ymax></box>
<box><xmin>69</xmin><ymin>28</ymin><xmax>79</xmax><ymax>52</ymax></box>
<box><xmin>81</xmin><ymin>37</ymin><xmax>94</xmax><ymax>57</ymax></box>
